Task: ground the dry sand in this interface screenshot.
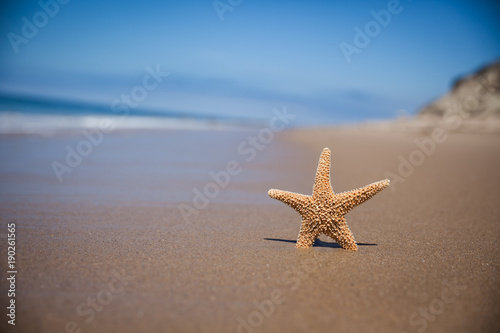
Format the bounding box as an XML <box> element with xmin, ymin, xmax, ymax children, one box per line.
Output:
<box><xmin>0</xmin><ymin>126</ymin><xmax>499</xmax><ymax>333</ymax></box>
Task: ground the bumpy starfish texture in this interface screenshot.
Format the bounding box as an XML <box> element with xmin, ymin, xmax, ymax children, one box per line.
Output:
<box><xmin>268</xmin><ymin>148</ymin><xmax>389</xmax><ymax>250</ymax></box>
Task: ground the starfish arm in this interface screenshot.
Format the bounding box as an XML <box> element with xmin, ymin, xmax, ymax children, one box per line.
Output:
<box><xmin>312</xmin><ymin>148</ymin><xmax>334</xmax><ymax>198</ymax></box>
<box><xmin>268</xmin><ymin>189</ymin><xmax>310</xmax><ymax>213</ymax></box>
<box><xmin>337</xmin><ymin>179</ymin><xmax>390</xmax><ymax>213</ymax></box>
<box><xmin>296</xmin><ymin>221</ymin><xmax>320</xmax><ymax>248</ymax></box>
<box><xmin>323</xmin><ymin>218</ymin><xmax>358</xmax><ymax>251</ymax></box>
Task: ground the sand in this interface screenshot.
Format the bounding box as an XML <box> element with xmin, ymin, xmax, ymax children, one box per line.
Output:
<box><xmin>0</xmin><ymin>126</ymin><xmax>499</xmax><ymax>333</ymax></box>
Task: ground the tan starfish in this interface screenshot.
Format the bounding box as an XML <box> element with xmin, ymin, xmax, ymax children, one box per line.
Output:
<box><xmin>268</xmin><ymin>148</ymin><xmax>390</xmax><ymax>250</ymax></box>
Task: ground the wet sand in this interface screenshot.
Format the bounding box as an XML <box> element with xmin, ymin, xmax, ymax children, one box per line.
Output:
<box><xmin>0</xmin><ymin>127</ymin><xmax>499</xmax><ymax>332</ymax></box>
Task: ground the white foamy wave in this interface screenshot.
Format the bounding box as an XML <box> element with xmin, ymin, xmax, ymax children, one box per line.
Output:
<box><xmin>0</xmin><ymin>112</ymin><xmax>243</xmax><ymax>135</ymax></box>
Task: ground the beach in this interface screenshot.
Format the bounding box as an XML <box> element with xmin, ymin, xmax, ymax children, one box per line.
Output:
<box><xmin>0</xmin><ymin>125</ymin><xmax>499</xmax><ymax>333</ymax></box>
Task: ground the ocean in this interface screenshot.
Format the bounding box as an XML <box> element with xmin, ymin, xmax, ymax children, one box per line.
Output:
<box><xmin>0</xmin><ymin>93</ymin><xmax>294</xmax><ymax>205</ymax></box>
<box><xmin>0</xmin><ymin>92</ymin><xmax>398</xmax><ymax>134</ymax></box>
<box><xmin>0</xmin><ymin>93</ymin><xmax>268</xmax><ymax>135</ymax></box>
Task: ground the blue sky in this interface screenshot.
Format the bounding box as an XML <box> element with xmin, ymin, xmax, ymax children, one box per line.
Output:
<box><xmin>0</xmin><ymin>0</ymin><xmax>499</xmax><ymax>124</ymax></box>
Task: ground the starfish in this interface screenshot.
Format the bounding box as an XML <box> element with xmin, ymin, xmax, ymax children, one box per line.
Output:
<box><xmin>268</xmin><ymin>148</ymin><xmax>390</xmax><ymax>250</ymax></box>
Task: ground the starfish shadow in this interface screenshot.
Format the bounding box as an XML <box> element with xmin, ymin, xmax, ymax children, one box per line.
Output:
<box><xmin>264</xmin><ymin>238</ymin><xmax>377</xmax><ymax>248</ymax></box>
